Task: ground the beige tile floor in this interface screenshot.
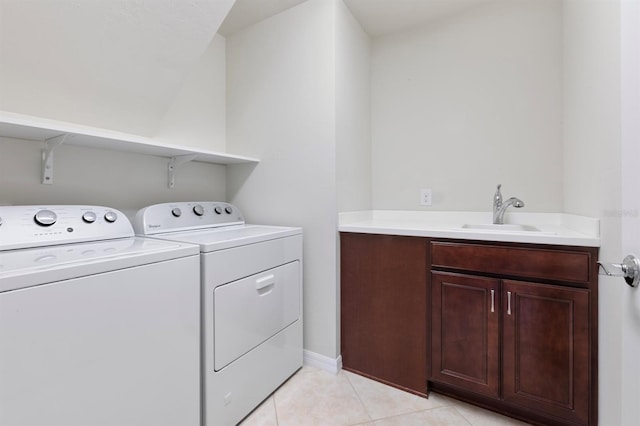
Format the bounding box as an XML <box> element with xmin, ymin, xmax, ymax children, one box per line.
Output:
<box><xmin>239</xmin><ymin>366</ymin><xmax>530</xmax><ymax>426</ymax></box>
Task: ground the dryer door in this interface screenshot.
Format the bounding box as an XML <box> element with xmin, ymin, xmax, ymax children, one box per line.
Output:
<box><xmin>213</xmin><ymin>261</ymin><xmax>300</xmax><ymax>371</ymax></box>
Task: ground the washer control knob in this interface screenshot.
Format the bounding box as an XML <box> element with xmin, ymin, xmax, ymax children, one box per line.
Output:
<box><xmin>225</xmin><ymin>206</ymin><xmax>233</xmax><ymax>214</ymax></box>
<box><xmin>104</xmin><ymin>211</ymin><xmax>118</xmax><ymax>223</ymax></box>
<box><xmin>193</xmin><ymin>205</ymin><xmax>205</xmax><ymax>216</ymax></box>
<box><xmin>214</xmin><ymin>206</ymin><xmax>222</xmax><ymax>214</ymax></box>
<box><xmin>0</xmin><ymin>217</ymin><xmax>3</xmax><ymax>227</ymax></box>
<box><xmin>82</xmin><ymin>211</ymin><xmax>97</xmax><ymax>223</ymax></box>
<box><xmin>34</xmin><ymin>209</ymin><xmax>57</xmax><ymax>226</ymax></box>
<box><xmin>171</xmin><ymin>208</ymin><xmax>182</xmax><ymax>217</ymax></box>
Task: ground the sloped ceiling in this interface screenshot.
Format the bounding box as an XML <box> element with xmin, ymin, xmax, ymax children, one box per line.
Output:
<box><xmin>0</xmin><ymin>0</ymin><xmax>235</xmax><ymax>136</ymax></box>
<box><xmin>218</xmin><ymin>0</ymin><xmax>307</xmax><ymax>37</ymax></box>
<box><xmin>217</xmin><ymin>0</ymin><xmax>498</xmax><ymax>38</ymax></box>
<box><xmin>0</xmin><ymin>0</ymin><xmax>500</xmax><ymax>136</ymax></box>
<box><xmin>344</xmin><ymin>0</ymin><xmax>498</xmax><ymax>37</ymax></box>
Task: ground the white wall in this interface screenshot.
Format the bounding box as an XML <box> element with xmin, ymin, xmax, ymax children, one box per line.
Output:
<box><xmin>0</xmin><ymin>136</ymin><xmax>226</xmax><ymax>214</ymax></box>
<box><xmin>0</xmin><ymin>2</ymin><xmax>232</xmax><ymax>213</ymax></box>
<box><xmin>226</xmin><ymin>0</ymin><xmax>340</xmax><ymax>358</ymax></box>
<box><xmin>336</xmin><ymin>1</ymin><xmax>372</xmax><ymax>213</ymax></box>
<box><xmin>155</xmin><ymin>34</ymin><xmax>227</xmax><ymax>152</ymax></box>
<box><xmin>562</xmin><ymin>0</ymin><xmax>623</xmax><ymax>424</ymax></box>
<box><xmin>371</xmin><ymin>0</ymin><xmax>563</xmax><ymax>212</ymax></box>
<box><xmin>0</xmin><ymin>0</ymin><xmax>233</xmax><ymax>137</ymax></box>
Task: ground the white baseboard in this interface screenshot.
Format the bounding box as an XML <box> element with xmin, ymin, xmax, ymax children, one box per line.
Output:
<box><xmin>303</xmin><ymin>350</ymin><xmax>342</xmax><ymax>375</ymax></box>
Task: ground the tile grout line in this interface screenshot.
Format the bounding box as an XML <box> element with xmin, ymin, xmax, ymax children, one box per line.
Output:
<box><xmin>351</xmin><ymin>371</ymin><xmax>467</xmax><ymax>422</ymax></box>
<box><xmin>272</xmin><ymin>395</ymin><xmax>281</xmax><ymax>426</ymax></box>
<box><xmin>343</xmin><ymin>371</ymin><xmax>375</xmax><ymax>425</ymax></box>
<box><xmin>343</xmin><ymin>371</ymin><xmax>446</xmax><ymax>424</ymax></box>
<box><xmin>449</xmin><ymin>405</ymin><xmax>474</xmax><ymax>426</ymax></box>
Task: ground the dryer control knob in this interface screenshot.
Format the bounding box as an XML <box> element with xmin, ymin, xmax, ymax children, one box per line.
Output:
<box><xmin>225</xmin><ymin>206</ymin><xmax>233</xmax><ymax>214</ymax></box>
<box><xmin>104</xmin><ymin>211</ymin><xmax>118</xmax><ymax>223</ymax></box>
<box><xmin>171</xmin><ymin>208</ymin><xmax>182</xmax><ymax>217</ymax></box>
<box><xmin>0</xmin><ymin>216</ymin><xmax>3</xmax><ymax>227</ymax></box>
<box><xmin>193</xmin><ymin>205</ymin><xmax>205</xmax><ymax>216</ymax></box>
<box><xmin>34</xmin><ymin>209</ymin><xmax>57</xmax><ymax>226</ymax></box>
<box><xmin>82</xmin><ymin>211</ymin><xmax>97</xmax><ymax>223</ymax></box>
<box><xmin>214</xmin><ymin>206</ymin><xmax>222</xmax><ymax>214</ymax></box>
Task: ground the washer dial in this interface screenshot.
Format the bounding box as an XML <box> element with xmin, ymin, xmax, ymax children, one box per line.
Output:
<box><xmin>193</xmin><ymin>205</ymin><xmax>205</xmax><ymax>216</ymax></box>
<box><xmin>34</xmin><ymin>209</ymin><xmax>57</xmax><ymax>226</ymax></box>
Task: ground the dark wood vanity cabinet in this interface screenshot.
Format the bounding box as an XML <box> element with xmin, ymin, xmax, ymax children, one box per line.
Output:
<box><xmin>340</xmin><ymin>232</ymin><xmax>598</xmax><ymax>426</ymax></box>
<box><xmin>430</xmin><ymin>241</ymin><xmax>598</xmax><ymax>426</ymax></box>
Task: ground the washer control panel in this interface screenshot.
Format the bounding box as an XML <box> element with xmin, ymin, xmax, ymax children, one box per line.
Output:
<box><xmin>0</xmin><ymin>205</ymin><xmax>134</xmax><ymax>251</ymax></box>
<box><xmin>133</xmin><ymin>202</ymin><xmax>245</xmax><ymax>235</ymax></box>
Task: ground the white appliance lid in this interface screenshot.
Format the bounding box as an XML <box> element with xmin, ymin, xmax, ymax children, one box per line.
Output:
<box><xmin>0</xmin><ymin>237</ymin><xmax>199</xmax><ymax>293</ymax></box>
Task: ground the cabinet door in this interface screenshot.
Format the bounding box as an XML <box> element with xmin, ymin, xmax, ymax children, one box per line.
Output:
<box><xmin>431</xmin><ymin>272</ymin><xmax>500</xmax><ymax>398</ymax></box>
<box><xmin>502</xmin><ymin>280</ymin><xmax>590</xmax><ymax>425</ymax></box>
<box><xmin>340</xmin><ymin>233</ymin><xmax>427</xmax><ymax>395</ymax></box>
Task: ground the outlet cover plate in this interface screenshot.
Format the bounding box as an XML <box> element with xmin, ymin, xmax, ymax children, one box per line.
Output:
<box><xmin>420</xmin><ymin>188</ymin><xmax>432</xmax><ymax>206</ymax></box>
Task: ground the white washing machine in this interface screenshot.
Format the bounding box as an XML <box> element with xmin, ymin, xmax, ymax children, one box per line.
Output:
<box><xmin>133</xmin><ymin>201</ymin><xmax>303</xmax><ymax>426</ymax></box>
<box><xmin>0</xmin><ymin>205</ymin><xmax>201</xmax><ymax>426</ymax></box>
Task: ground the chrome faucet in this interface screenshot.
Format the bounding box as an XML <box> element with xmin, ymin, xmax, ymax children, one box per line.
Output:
<box><xmin>493</xmin><ymin>184</ymin><xmax>524</xmax><ymax>224</ymax></box>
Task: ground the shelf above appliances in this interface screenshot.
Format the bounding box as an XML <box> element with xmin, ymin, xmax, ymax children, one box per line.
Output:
<box><xmin>0</xmin><ymin>111</ymin><xmax>259</xmax><ymax>188</ymax></box>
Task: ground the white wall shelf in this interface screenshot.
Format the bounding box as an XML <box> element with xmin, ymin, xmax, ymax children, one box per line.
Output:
<box><xmin>0</xmin><ymin>111</ymin><xmax>259</xmax><ymax>187</ymax></box>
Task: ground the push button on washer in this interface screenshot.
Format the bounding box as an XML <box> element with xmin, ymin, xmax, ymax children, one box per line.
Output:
<box><xmin>104</xmin><ymin>211</ymin><xmax>118</xmax><ymax>223</ymax></box>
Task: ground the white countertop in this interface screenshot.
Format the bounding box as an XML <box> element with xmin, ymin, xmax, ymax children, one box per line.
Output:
<box><xmin>339</xmin><ymin>210</ymin><xmax>600</xmax><ymax>247</ymax></box>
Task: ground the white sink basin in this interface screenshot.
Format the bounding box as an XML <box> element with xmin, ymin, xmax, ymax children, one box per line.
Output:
<box><xmin>462</xmin><ymin>223</ymin><xmax>551</xmax><ymax>233</ymax></box>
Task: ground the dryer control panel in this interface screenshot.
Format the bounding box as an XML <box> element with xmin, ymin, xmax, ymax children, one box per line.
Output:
<box><xmin>0</xmin><ymin>205</ymin><xmax>134</xmax><ymax>251</ymax></box>
<box><xmin>133</xmin><ymin>202</ymin><xmax>245</xmax><ymax>235</ymax></box>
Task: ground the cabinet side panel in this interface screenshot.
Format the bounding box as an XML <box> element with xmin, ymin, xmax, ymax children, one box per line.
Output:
<box><xmin>340</xmin><ymin>233</ymin><xmax>427</xmax><ymax>394</ymax></box>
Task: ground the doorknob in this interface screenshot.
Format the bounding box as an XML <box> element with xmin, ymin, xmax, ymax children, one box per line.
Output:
<box><xmin>598</xmin><ymin>254</ymin><xmax>640</xmax><ymax>287</ymax></box>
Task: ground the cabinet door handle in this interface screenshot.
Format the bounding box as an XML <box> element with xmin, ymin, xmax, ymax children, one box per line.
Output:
<box><xmin>490</xmin><ymin>289</ymin><xmax>495</xmax><ymax>313</ymax></box>
<box><xmin>507</xmin><ymin>291</ymin><xmax>512</xmax><ymax>315</ymax></box>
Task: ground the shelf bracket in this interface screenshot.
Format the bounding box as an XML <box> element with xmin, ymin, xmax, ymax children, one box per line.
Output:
<box><xmin>168</xmin><ymin>154</ymin><xmax>198</xmax><ymax>189</ymax></box>
<box><xmin>41</xmin><ymin>134</ymin><xmax>68</xmax><ymax>185</ymax></box>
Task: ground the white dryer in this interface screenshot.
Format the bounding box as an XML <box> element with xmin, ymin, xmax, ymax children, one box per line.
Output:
<box><xmin>0</xmin><ymin>205</ymin><xmax>201</xmax><ymax>426</ymax></box>
<box><xmin>134</xmin><ymin>201</ymin><xmax>303</xmax><ymax>426</ymax></box>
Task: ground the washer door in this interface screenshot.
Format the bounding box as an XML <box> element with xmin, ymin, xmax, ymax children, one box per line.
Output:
<box><xmin>214</xmin><ymin>261</ymin><xmax>300</xmax><ymax>371</ymax></box>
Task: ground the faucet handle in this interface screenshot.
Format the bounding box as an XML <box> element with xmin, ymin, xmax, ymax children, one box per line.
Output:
<box><xmin>494</xmin><ymin>184</ymin><xmax>502</xmax><ymax>204</ymax></box>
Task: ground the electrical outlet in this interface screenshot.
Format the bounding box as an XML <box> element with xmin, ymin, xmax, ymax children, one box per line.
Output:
<box><xmin>420</xmin><ymin>188</ymin><xmax>432</xmax><ymax>206</ymax></box>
